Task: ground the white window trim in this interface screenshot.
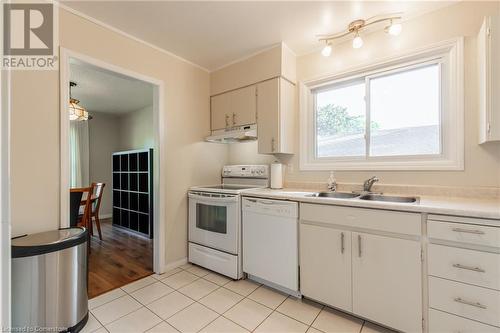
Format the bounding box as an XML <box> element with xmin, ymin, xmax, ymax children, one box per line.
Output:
<box><xmin>299</xmin><ymin>37</ymin><xmax>464</xmax><ymax>171</ymax></box>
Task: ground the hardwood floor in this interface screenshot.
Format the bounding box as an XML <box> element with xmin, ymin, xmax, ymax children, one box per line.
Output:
<box><xmin>88</xmin><ymin>218</ymin><xmax>153</xmax><ymax>298</ymax></box>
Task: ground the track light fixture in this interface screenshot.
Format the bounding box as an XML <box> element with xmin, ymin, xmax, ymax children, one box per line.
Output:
<box><xmin>321</xmin><ymin>41</ymin><xmax>332</xmax><ymax>57</ymax></box>
<box><xmin>319</xmin><ymin>13</ymin><xmax>403</xmax><ymax>56</ymax></box>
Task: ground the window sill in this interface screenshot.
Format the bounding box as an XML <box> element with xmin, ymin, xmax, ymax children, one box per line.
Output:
<box><xmin>299</xmin><ymin>158</ymin><xmax>464</xmax><ymax>171</ymax></box>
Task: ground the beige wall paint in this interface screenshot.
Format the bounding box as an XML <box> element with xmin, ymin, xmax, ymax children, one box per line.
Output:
<box><xmin>228</xmin><ymin>141</ymin><xmax>274</xmax><ymax>165</ymax></box>
<box><xmin>227</xmin><ymin>1</ymin><xmax>500</xmax><ymax>188</ymax></box>
<box><xmin>119</xmin><ymin>105</ymin><xmax>154</xmax><ymax>151</ymax></box>
<box><xmin>88</xmin><ymin>106</ymin><xmax>154</xmax><ymax>218</ymax></box>
<box><xmin>210</xmin><ymin>43</ymin><xmax>297</xmax><ymax>95</ymax></box>
<box><xmin>88</xmin><ymin>112</ymin><xmax>121</xmax><ymax>217</ymax></box>
<box><xmin>10</xmin><ymin>8</ymin><xmax>228</xmax><ymax>267</ymax></box>
<box><xmin>11</xmin><ymin>71</ymin><xmax>59</xmax><ymax>236</ymax></box>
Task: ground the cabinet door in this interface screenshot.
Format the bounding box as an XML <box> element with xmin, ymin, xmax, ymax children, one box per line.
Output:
<box><xmin>352</xmin><ymin>232</ymin><xmax>422</xmax><ymax>333</ymax></box>
<box><xmin>211</xmin><ymin>93</ymin><xmax>231</xmax><ymax>130</ymax></box>
<box><xmin>230</xmin><ymin>85</ymin><xmax>256</xmax><ymax>127</ymax></box>
<box><xmin>257</xmin><ymin>78</ymin><xmax>280</xmax><ymax>154</ymax></box>
<box><xmin>300</xmin><ymin>223</ymin><xmax>352</xmax><ymax>311</ymax></box>
<box><xmin>278</xmin><ymin>79</ymin><xmax>295</xmax><ymax>154</ymax></box>
<box><xmin>478</xmin><ymin>15</ymin><xmax>500</xmax><ymax>143</ymax></box>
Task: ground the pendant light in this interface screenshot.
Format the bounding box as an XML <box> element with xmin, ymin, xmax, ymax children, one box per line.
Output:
<box><xmin>69</xmin><ymin>81</ymin><xmax>89</xmax><ymax>121</ymax></box>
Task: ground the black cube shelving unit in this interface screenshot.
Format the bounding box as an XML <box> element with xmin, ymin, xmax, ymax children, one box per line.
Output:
<box><xmin>112</xmin><ymin>148</ymin><xmax>153</xmax><ymax>238</ymax></box>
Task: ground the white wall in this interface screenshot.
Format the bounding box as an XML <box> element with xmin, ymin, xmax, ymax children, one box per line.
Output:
<box><xmin>87</xmin><ymin>106</ymin><xmax>155</xmax><ymax>217</ymax></box>
<box><xmin>119</xmin><ymin>105</ymin><xmax>154</xmax><ymax>151</ymax></box>
<box><xmin>10</xmin><ymin>7</ymin><xmax>228</xmax><ymax>268</ymax></box>
<box><xmin>88</xmin><ymin>112</ymin><xmax>121</xmax><ymax>217</ymax></box>
<box><xmin>226</xmin><ymin>1</ymin><xmax>500</xmax><ymax>188</ymax></box>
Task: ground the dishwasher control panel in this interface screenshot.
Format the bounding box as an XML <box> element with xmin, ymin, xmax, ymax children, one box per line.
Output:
<box><xmin>242</xmin><ymin>198</ymin><xmax>298</xmax><ymax>218</ymax></box>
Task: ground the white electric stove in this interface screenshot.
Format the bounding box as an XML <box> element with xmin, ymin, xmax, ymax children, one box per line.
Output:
<box><xmin>188</xmin><ymin>165</ymin><xmax>269</xmax><ymax>279</ymax></box>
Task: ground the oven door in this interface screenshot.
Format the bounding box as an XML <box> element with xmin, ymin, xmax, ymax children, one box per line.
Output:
<box><xmin>188</xmin><ymin>191</ymin><xmax>239</xmax><ymax>254</ymax></box>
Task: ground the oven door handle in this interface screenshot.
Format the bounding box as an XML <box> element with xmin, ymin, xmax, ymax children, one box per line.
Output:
<box><xmin>188</xmin><ymin>192</ymin><xmax>239</xmax><ymax>203</ymax></box>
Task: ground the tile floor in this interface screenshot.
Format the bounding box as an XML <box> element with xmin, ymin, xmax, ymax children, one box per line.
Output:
<box><xmin>82</xmin><ymin>263</ymin><xmax>394</xmax><ymax>333</ymax></box>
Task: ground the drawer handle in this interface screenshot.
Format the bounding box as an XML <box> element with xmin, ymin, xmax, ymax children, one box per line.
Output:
<box><xmin>451</xmin><ymin>228</ymin><xmax>485</xmax><ymax>235</ymax></box>
<box><xmin>453</xmin><ymin>297</ymin><xmax>487</xmax><ymax>309</ymax></box>
<box><xmin>452</xmin><ymin>263</ymin><xmax>485</xmax><ymax>273</ymax></box>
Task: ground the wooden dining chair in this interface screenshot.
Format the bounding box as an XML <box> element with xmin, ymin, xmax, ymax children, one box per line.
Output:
<box><xmin>90</xmin><ymin>182</ymin><xmax>105</xmax><ymax>240</ymax></box>
<box><xmin>71</xmin><ymin>186</ymin><xmax>94</xmax><ymax>229</ymax></box>
<box><xmin>69</xmin><ymin>191</ymin><xmax>83</xmax><ymax>227</ymax></box>
<box><xmin>70</xmin><ymin>186</ymin><xmax>94</xmax><ymax>252</ymax></box>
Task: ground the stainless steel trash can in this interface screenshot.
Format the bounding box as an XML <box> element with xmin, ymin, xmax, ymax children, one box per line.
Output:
<box><xmin>11</xmin><ymin>227</ymin><xmax>89</xmax><ymax>332</ymax></box>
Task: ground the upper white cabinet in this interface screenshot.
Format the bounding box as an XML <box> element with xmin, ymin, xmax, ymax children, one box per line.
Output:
<box><xmin>209</xmin><ymin>43</ymin><xmax>297</xmax><ymax>153</ymax></box>
<box><xmin>478</xmin><ymin>15</ymin><xmax>500</xmax><ymax>143</ymax></box>
<box><xmin>210</xmin><ymin>85</ymin><xmax>257</xmax><ymax>130</ymax></box>
<box><xmin>257</xmin><ymin>77</ymin><xmax>295</xmax><ymax>154</ymax></box>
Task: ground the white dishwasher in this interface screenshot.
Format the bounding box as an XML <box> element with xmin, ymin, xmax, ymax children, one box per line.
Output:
<box><xmin>242</xmin><ymin>197</ymin><xmax>299</xmax><ymax>296</ymax></box>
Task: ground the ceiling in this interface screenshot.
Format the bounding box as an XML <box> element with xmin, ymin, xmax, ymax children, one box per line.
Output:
<box><xmin>70</xmin><ymin>58</ymin><xmax>154</xmax><ymax>114</ymax></box>
<box><xmin>61</xmin><ymin>1</ymin><xmax>456</xmax><ymax>71</ymax></box>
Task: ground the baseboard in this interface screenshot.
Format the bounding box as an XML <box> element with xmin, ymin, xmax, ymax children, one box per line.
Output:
<box><xmin>163</xmin><ymin>257</ymin><xmax>188</xmax><ymax>272</ymax></box>
<box><xmin>99</xmin><ymin>213</ymin><xmax>112</xmax><ymax>219</ymax></box>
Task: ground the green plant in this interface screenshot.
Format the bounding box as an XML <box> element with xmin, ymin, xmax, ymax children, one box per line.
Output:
<box><xmin>316</xmin><ymin>104</ymin><xmax>380</xmax><ymax>137</ymax></box>
<box><xmin>316</xmin><ymin>104</ymin><xmax>365</xmax><ymax>137</ymax></box>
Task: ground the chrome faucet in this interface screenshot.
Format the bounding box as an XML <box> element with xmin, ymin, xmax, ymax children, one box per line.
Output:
<box><xmin>363</xmin><ymin>176</ymin><xmax>379</xmax><ymax>192</ymax></box>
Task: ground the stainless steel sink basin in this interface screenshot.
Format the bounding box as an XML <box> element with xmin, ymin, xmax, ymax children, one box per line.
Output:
<box><xmin>307</xmin><ymin>192</ymin><xmax>360</xmax><ymax>199</ymax></box>
<box><xmin>359</xmin><ymin>194</ymin><xmax>419</xmax><ymax>203</ymax></box>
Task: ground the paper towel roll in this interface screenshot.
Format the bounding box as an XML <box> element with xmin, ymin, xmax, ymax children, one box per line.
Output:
<box><xmin>270</xmin><ymin>163</ymin><xmax>283</xmax><ymax>189</ymax></box>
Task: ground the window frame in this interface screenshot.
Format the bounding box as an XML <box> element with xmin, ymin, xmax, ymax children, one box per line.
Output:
<box><xmin>300</xmin><ymin>38</ymin><xmax>464</xmax><ymax>171</ymax></box>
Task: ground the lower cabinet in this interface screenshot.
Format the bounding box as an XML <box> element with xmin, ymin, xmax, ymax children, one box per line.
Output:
<box><xmin>352</xmin><ymin>232</ymin><xmax>422</xmax><ymax>333</ymax></box>
<box><xmin>299</xmin><ymin>207</ymin><xmax>423</xmax><ymax>333</ymax></box>
<box><xmin>300</xmin><ymin>224</ymin><xmax>352</xmax><ymax>311</ymax></box>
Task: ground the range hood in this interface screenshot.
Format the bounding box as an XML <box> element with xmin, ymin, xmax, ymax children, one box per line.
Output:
<box><xmin>205</xmin><ymin>124</ymin><xmax>257</xmax><ymax>143</ymax></box>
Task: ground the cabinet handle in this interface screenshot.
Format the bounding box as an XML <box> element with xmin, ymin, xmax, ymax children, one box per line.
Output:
<box><xmin>271</xmin><ymin>138</ymin><xmax>275</xmax><ymax>152</ymax></box>
<box><xmin>232</xmin><ymin>112</ymin><xmax>236</xmax><ymax>125</ymax></box>
<box><xmin>340</xmin><ymin>232</ymin><xmax>345</xmax><ymax>254</ymax></box>
<box><xmin>452</xmin><ymin>228</ymin><xmax>485</xmax><ymax>235</ymax></box>
<box><xmin>452</xmin><ymin>263</ymin><xmax>485</xmax><ymax>273</ymax></box>
<box><xmin>453</xmin><ymin>297</ymin><xmax>487</xmax><ymax>309</ymax></box>
<box><xmin>358</xmin><ymin>235</ymin><xmax>362</xmax><ymax>257</ymax></box>
<box><xmin>225</xmin><ymin>114</ymin><xmax>230</xmax><ymax>127</ymax></box>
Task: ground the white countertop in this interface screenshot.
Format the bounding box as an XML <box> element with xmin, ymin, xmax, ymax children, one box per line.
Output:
<box><xmin>241</xmin><ymin>188</ymin><xmax>500</xmax><ymax>221</ymax></box>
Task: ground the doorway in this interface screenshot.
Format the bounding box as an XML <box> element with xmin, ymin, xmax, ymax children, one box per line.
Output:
<box><xmin>60</xmin><ymin>49</ymin><xmax>165</xmax><ymax>298</ymax></box>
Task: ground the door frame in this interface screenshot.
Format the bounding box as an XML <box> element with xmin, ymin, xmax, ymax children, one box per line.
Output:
<box><xmin>59</xmin><ymin>47</ymin><xmax>166</xmax><ymax>274</ymax></box>
<box><xmin>0</xmin><ymin>60</ymin><xmax>12</xmax><ymax>329</ymax></box>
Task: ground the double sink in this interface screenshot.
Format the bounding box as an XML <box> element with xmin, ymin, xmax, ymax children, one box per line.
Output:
<box><xmin>307</xmin><ymin>191</ymin><xmax>419</xmax><ymax>203</ymax></box>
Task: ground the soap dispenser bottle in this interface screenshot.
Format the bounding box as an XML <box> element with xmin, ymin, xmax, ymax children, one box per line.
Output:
<box><xmin>327</xmin><ymin>171</ymin><xmax>337</xmax><ymax>192</ymax></box>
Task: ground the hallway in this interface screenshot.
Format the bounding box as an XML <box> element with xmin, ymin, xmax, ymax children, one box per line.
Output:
<box><xmin>89</xmin><ymin>219</ymin><xmax>153</xmax><ymax>298</ymax></box>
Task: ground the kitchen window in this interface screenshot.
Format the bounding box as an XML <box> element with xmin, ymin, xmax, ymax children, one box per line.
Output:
<box><xmin>300</xmin><ymin>38</ymin><xmax>464</xmax><ymax>170</ymax></box>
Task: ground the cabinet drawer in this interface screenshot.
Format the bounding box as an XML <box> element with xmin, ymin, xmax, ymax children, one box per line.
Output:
<box><xmin>429</xmin><ymin>244</ymin><xmax>500</xmax><ymax>290</ymax></box>
<box><xmin>300</xmin><ymin>204</ymin><xmax>421</xmax><ymax>236</ymax></box>
<box><xmin>429</xmin><ymin>276</ymin><xmax>500</xmax><ymax>327</ymax></box>
<box><xmin>429</xmin><ymin>308</ymin><xmax>500</xmax><ymax>333</ymax></box>
<box><xmin>428</xmin><ymin>220</ymin><xmax>500</xmax><ymax>248</ymax></box>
